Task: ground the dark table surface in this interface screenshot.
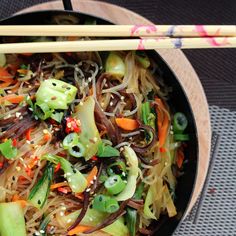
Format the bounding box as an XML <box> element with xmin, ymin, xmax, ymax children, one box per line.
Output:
<box><xmin>0</xmin><ymin>1</ymin><xmax>235</xmax><ymax>235</ymax></box>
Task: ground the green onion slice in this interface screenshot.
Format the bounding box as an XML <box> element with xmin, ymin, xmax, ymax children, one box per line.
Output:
<box><xmin>173</xmin><ymin>112</ymin><xmax>188</xmax><ymax>134</ymax></box>
<box><xmin>104</xmin><ymin>175</ymin><xmax>126</xmax><ymax>195</ymax></box>
<box><xmin>0</xmin><ymin>139</ymin><xmax>17</xmax><ymax>159</ymax></box>
<box><xmin>62</xmin><ymin>133</ymin><xmax>79</xmax><ymax>150</ymax></box>
<box><xmin>68</xmin><ymin>142</ymin><xmax>85</xmax><ymax>158</ymax></box>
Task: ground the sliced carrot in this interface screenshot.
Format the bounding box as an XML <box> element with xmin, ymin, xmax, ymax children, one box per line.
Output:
<box><xmin>86</xmin><ymin>166</ymin><xmax>98</xmax><ymax>188</ymax></box>
<box><xmin>176</xmin><ymin>148</ymin><xmax>184</xmax><ymax>169</ymax></box>
<box><xmin>54</xmin><ymin>163</ymin><xmax>61</xmax><ymax>173</ymax></box>
<box><xmin>16</xmin><ymin>200</ymin><xmax>27</xmax><ymax>208</ymax></box>
<box><xmin>28</xmin><ymin>157</ymin><xmax>39</xmax><ymax>169</ymax></box>
<box><xmin>50</xmin><ymin>182</ymin><xmax>69</xmax><ymax>190</ymax></box>
<box><xmin>68</xmin><ymin>225</ymin><xmax>93</xmax><ymax>235</ymax></box>
<box><xmin>12</xmin><ymin>194</ymin><xmax>20</xmax><ymax>201</ymax></box>
<box><xmin>58</xmin><ymin>187</ymin><xmax>72</xmax><ymax>194</ymax></box>
<box><xmin>26</xmin><ymin>128</ymin><xmax>32</xmax><ymax>141</ymax></box>
<box><xmin>155</xmin><ymin>98</ymin><xmax>169</xmax><ymax>147</ymax></box>
<box><xmin>115</xmin><ymin>118</ymin><xmax>139</xmax><ymax>131</ymax></box>
<box><xmin>43</xmin><ymin>133</ymin><xmax>51</xmax><ymax>142</ymax></box>
<box><xmin>0</xmin><ymin>95</ymin><xmax>25</xmax><ymax>104</ymax></box>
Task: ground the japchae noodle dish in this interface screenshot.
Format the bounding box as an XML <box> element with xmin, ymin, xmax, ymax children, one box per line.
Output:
<box><xmin>0</xmin><ymin>18</ymin><xmax>190</xmax><ymax>236</ymax></box>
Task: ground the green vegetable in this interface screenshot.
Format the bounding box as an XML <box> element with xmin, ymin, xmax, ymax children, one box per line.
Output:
<box><xmin>61</xmin><ymin>208</ymin><xmax>128</xmax><ymax>236</ymax></box>
<box><xmin>39</xmin><ymin>215</ymin><xmax>51</xmax><ymax>236</ymax></box>
<box><xmin>105</xmin><ymin>52</ymin><xmax>125</xmax><ymax>77</ymax></box>
<box><xmin>34</xmin><ymin>102</ymin><xmax>53</xmax><ymax>120</ymax></box>
<box><xmin>135</xmin><ymin>51</ymin><xmax>150</xmax><ymax>69</ymax></box>
<box><xmin>115</xmin><ymin>146</ymin><xmax>139</xmax><ymax>201</ymax></box>
<box><xmin>63</xmin><ymin>133</ymin><xmax>79</xmax><ymax>150</ymax></box>
<box><xmin>141</xmin><ymin>102</ymin><xmax>156</xmax><ymax>129</ymax></box>
<box><xmin>0</xmin><ymin>54</ymin><xmax>6</xmax><ymax>67</ymax></box>
<box><xmin>0</xmin><ymin>139</ymin><xmax>17</xmax><ymax>159</ymax></box>
<box><xmin>107</xmin><ymin>161</ymin><xmax>126</xmax><ymax>176</ymax></box>
<box><xmin>36</xmin><ymin>79</ymin><xmax>77</xmax><ymax>110</ymax></box>
<box><xmin>104</xmin><ymin>175</ymin><xmax>126</xmax><ymax>195</ymax></box>
<box><xmin>51</xmin><ymin>111</ymin><xmax>64</xmax><ymax>123</ymax></box>
<box><xmin>75</xmin><ymin>96</ymin><xmax>102</xmax><ymax>160</ymax></box>
<box><xmin>144</xmin><ymin>186</ymin><xmax>156</xmax><ymax>220</ymax></box>
<box><xmin>93</xmin><ymin>195</ymin><xmax>119</xmax><ymax>213</ymax></box>
<box><xmin>125</xmin><ymin>183</ymin><xmax>144</xmax><ymax>236</ymax></box>
<box><xmin>0</xmin><ymin>202</ymin><xmax>27</xmax><ymax>236</ymax></box>
<box><xmin>28</xmin><ymin>163</ymin><xmax>54</xmax><ymax>209</ymax></box>
<box><xmin>174</xmin><ymin>133</ymin><xmax>190</xmax><ymax>141</ymax></box>
<box><xmin>41</xmin><ymin>154</ymin><xmax>87</xmax><ymax>193</ymax></box>
<box><xmin>97</xmin><ymin>141</ymin><xmax>120</xmax><ymax>157</ymax></box>
<box><xmin>173</xmin><ymin>112</ymin><xmax>188</xmax><ymax>134</ymax></box>
<box><xmin>68</xmin><ymin>142</ymin><xmax>85</xmax><ymax>158</ymax></box>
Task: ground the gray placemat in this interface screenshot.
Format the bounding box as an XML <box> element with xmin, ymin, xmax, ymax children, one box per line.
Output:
<box><xmin>174</xmin><ymin>105</ymin><xmax>236</xmax><ymax>236</ymax></box>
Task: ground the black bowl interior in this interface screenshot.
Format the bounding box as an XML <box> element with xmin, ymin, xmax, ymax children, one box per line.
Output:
<box><xmin>0</xmin><ymin>10</ymin><xmax>198</xmax><ymax>236</ymax></box>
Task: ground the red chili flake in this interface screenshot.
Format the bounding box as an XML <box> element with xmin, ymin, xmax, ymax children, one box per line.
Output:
<box><xmin>58</xmin><ymin>187</ymin><xmax>71</xmax><ymax>194</ymax></box>
<box><xmin>25</xmin><ymin>167</ymin><xmax>32</xmax><ymax>177</ymax></box>
<box><xmin>65</xmin><ymin>117</ymin><xmax>81</xmax><ymax>133</ymax></box>
<box><xmin>12</xmin><ymin>139</ymin><xmax>18</xmax><ymax>147</ymax></box>
<box><xmin>160</xmin><ymin>147</ymin><xmax>167</xmax><ymax>153</ymax></box>
<box><xmin>26</xmin><ymin>128</ymin><xmax>32</xmax><ymax>141</ymax></box>
<box><xmin>0</xmin><ymin>162</ymin><xmax>4</xmax><ymax>168</ymax></box>
<box><xmin>91</xmin><ymin>156</ymin><xmax>98</xmax><ymax>161</ymax></box>
<box><xmin>54</xmin><ymin>163</ymin><xmax>61</xmax><ymax>173</ymax></box>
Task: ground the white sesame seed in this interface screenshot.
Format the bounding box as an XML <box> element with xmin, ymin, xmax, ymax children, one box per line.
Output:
<box><xmin>15</xmin><ymin>166</ymin><xmax>21</xmax><ymax>172</ymax></box>
<box><xmin>88</xmin><ymin>77</ymin><xmax>92</xmax><ymax>82</ymax></box>
<box><xmin>26</xmin><ymin>140</ymin><xmax>31</xmax><ymax>144</ymax></box>
<box><xmin>39</xmin><ymin>230</ymin><xmax>45</xmax><ymax>234</ymax></box>
<box><xmin>80</xmin><ymin>102</ymin><xmax>84</xmax><ymax>106</ymax></box>
<box><xmin>93</xmin><ymin>176</ymin><xmax>97</xmax><ymax>180</ymax></box>
<box><xmin>110</xmin><ymin>102</ymin><xmax>113</xmax><ymax>106</ymax></box>
<box><xmin>15</xmin><ymin>112</ymin><xmax>21</xmax><ymax>118</ymax></box>
<box><xmin>122</xmin><ymin>172</ymin><xmax>126</xmax><ymax>177</ymax></box>
<box><xmin>93</xmin><ymin>137</ymin><xmax>98</xmax><ymax>142</ymax></box>
<box><xmin>67</xmin><ymin>219</ymin><xmax>72</xmax><ymax>223</ymax></box>
<box><xmin>68</xmin><ymin>178</ymin><xmax>72</xmax><ymax>183</ymax></box>
<box><xmin>19</xmin><ymin>116</ymin><xmax>23</xmax><ymax>120</ymax></box>
<box><xmin>111</xmin><ymin>94</ymin><xmax>114</xmax><ymax>99</ymax></box>
<box><xmin>61</xmin><ymin>206</ymin><xmax>66</xmax><ymax>211</ymax></box>
<box><xmin>34</xmin><ymin>232</ymin><xmax>40</xmax><ymax>236</ymax></box>
<box><xmin>86</xmin><ymin>188</ymin><xmax>91</xmax><ymax>192</ymax></box>
<box><xmin>60</xmin><ymin>211</ymin><xmax>64</xmax><ymax>216</ymax></box>
<box><xmin>90</xmin><ymin>180</ymin><xmax>94</xmax><ymax>184</ymax></box>
<box><xmin>7</xmin><ymin>90</ymin><xmax>12</xmax><ymax>94</ymax></box>
<box><xmin>43</xmin><ymin>129</ymin><xmax>48</xmax><ymax>134</ymax></box>
<box><xmin>28</xmin><ymin>107</ymin><xmax>33</xmax><ymax>111</ymax></box>
<box><xmin>121</xmin><ymin>96</ymin><xmax>125</xmax><ymax>101</ymax></box>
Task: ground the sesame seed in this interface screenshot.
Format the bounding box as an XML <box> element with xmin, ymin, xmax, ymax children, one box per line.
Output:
<box><xmin>86</xmin><ymin>188</ymin><xmax>91</xmax><ymax>192</ymax></box>
<box><xmin>26</xmin><ymin>140</ymin><xmax>31</xmax><ymax>144</ymax></box>
<box><xmin>39</xmin><ymin>230</ymin><xmax>45</xmax><ymax>234</ymax></box>
<box><xmin>16</xmin><ymin>166</ymin><xmax>21</xmax><ymax>172</ymax></box>
<box><xmin>110</xmin><ymin>102</ymin><xmax>113</xmax><ymax>106</ymax></box>
<box><xmin>90</xmin><ymin>180</ymin><xmax>94</xmax><ymax>184</ymax></box>
<box><xmin>121</xmin><ymin>96</ymin><xmax>125</xmax><ymax>100</ymax></box>
<box><xmin>120</xmin><ymin>147</ymin><xmax>124</xmax><ymax>152</ymax></box>
<box><xmin>61</xmin><ymin>206</ymin><xmax>66</xmax><ymax>211</ymax></box>
<box><xmin>93</xmin><ymin>137</ymin><xmax>98</xmax><ymax>142</ymax></box>
<box><xmin>7</xmin><ymin>90</ymin><xmax>12</xmax><ymax>94</ymax></box>
<box><xmin>88</xmin><ymin>77</ymin><xmax>92</xmax><ymax>82</ymax></box>
<box><xmin>80</xmin><ymin>102</ymin><xmax>84</xmax><ymax>106</ymax></box>
<box><xmin>60</xmin><ymin>211</ymin><xmax>64</xmax><ymax>216</ymax></box>
<box><xmin>43</xmin><ymin>129</ymin><xmax>48</xmax><ymax>134</ymax></box>
<box><xmin>34</xmin><ymin>231</ymin><xmax>40</xmax><ymax>236</ymax></box>
<box><xmin>111</xmin><ymin>94</ymin><xmax>114</xmax><ymax>99</ymax></box>
<box><xmin>19</xmin><ymin>116</ymin><xmax>23</xmax><ymax>120</ymax></box>
<box><xmin>68</xmin><ymin>178</ymin><xmax>72</xmax><ymax>183</ymax></box>
<box><xmin>93</xmin><ymin>176</ymin><xmax>97</xmax><ymax>180</ymax></box>
<box><xmin>122</xmin><ymin>172</ymin><xmax>126</xmax><ymax>177</ymax></box>
<box><xmin>67</xmin><ymin>219</ymin><xmax>72</xmax><ymax>223</ymax></box>
<box><xmin>15</xmin><ymin>112</ymin><xmax>21</xmax><ymax>118</ymax></box>
<box><xmin>28</xmin><ymin>108</ymin><xmax>33</xmax><ymax>111</ymax></box>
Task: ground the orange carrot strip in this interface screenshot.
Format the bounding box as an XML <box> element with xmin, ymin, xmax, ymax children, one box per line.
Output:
<box><xmin>115</xmin><ymin>118</ymin><xmax>139</xmax><ymax>131</ymax></box>
<box><xmin>16</xmin><ymin>200</ymin><xmax>27</xmax><ymax>208</ymax></box>
<box><xmin>68</xmin><ymin>225</ymin><xmax>93</xmax><ymax>235</ymax></box>
<box><xmin>155</xmin><ymin>98</ymin><xmax>169</xmax><ymax>147</ymax></box>
<box><xmin>86</xmin><ymin>166</ymin><xmax>98</xmax><ymax>188</ymax></box>
<box><xmin>50</xmin><ymin>182</ymin><xmax>69</xmax><ymax>190</ymax></box>
<box><xmin>28</xmin><ymin>157</ymin><xmax>39</xmax><ymax>169</ymax></box>
<box><xmin>26</xmin><ymin>128</ymin><xmax>32</xmax><ymax>141</ymax></box>
<box><xmin>12</xmin><ymin>194</ymin><xmax>20</xmax><ymax>201</ymax></box>
<box><xmin>176</xmin><ymin>148</ymin><xmax>184</xmax><ymax>168</ymax></box>
<box><xmin>43</xmin><ymin>133</ymin><xmax>51</xmax><ymax>142</ymax></box>
<box><xmin>0</xmin><ymin>95</ymin><xmax>25</xmax><ymax>104</ymax></box>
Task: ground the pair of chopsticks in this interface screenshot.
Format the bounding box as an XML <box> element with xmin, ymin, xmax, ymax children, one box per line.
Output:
<box><xmin>0</xmin><ymin>25</ymin><xmax>235</xmax><ymax>53</ymax></box>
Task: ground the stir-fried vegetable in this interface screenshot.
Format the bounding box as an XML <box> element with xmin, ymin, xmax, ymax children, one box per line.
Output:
<box><xmin>126</xmin><ymin>183</ymin><xmax>144</xmax><ymax>236</ymax></box>
<box><xmin>0</xmin><ymin>202</ymin><xmax>27</xmax><ymax>236</ymax></box>
<box><xmin>61</xmin><ymin>208</ymin><xmax>129</xmax><ymax>236</ymax></box>
<box><xmin>93</xmin><ymin>194</ymin><xmax>120</xmax><ymax>213</ymax></box>
<box><xmin>75</xmin><ymin>96</ymin><xmax>102</xmax><ymax>160</ymax></box>
<box><xmin>115</xmin><ymin>118</ymin><xmax>139</xmax><ymax>131</ymax></box>
<box><xmin>0</xmin><ymin>139</ymin><xmax>18</xmax><ymax>159</ymax></box>
<box><xmin>104</xmin><ymin>175</ymin><xmax>126</xmax><ymax>195</ymax></box>
<box><xmin>36</xmin><ymin>79</ymin><xmax>77</xmax><ymax>110</ymax></box>
<box><xmin>115</xmin><ymin>146</ymin><xmax>139</xmax><ymax>201</ymax></box>
<box><xmin>97</xmin><ymin>140</ymin><xmax>120</xmax><ymax>157</ymax></box>
<box><xmin>105</xmin><ymin>52</ymin><xmax>125</xmax><ymax>77</ymax></box>
<box><xmin>135</xmin><ymin>51</ymin><xmax>150</xmax><ymax>69</ymax></box>
<box><xmin>28</xmin><ymin>163</ymin><xmax>54</xmax><ymax>209</ymax></box>
<box><xmin>41</xmin><ymin>154</ymin><xmax>87</xmax><ymax>193</ymax></box>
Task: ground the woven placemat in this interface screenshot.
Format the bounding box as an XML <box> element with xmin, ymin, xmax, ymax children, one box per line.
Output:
<box><xmin>0</xmin><ymin>1</ymin><xmax>236</xmax><ymax>235</ymax></box>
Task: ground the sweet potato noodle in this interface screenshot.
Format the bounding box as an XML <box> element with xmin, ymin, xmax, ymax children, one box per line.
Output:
<box><xmin>0</xmin><ymin>15</ymin><xmax>190</xmax><ymax>236</ymax></box>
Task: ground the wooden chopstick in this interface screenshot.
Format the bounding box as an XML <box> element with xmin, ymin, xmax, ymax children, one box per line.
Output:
<box><xmin>0</xmin><ymin>37</ymin><xmax>235</xmax><ymax>53</ymax></box>
<box><xmin>0</xmin><ymin>25</ymin><xmax>235</xmax><ymax>37</ymax></box>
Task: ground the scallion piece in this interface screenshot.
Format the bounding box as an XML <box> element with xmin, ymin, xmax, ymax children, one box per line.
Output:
<box><xmin>28</xmin><ymin>163</ymin><xmax>54</xmax><ymax>209</ymax></box>
<box><xmin>0</xmin><ymin>139</ymin><xmax>17</xmax><ymax>159</ymax></box>
<box><xmin>107</xmin><ymin>161</ymin><xmax>126</xmax><ymax>176</ymax></box>
<box><xmin>104</xmin><ymin>175</ymin><xmax>126</xmax><ymax>195</ymax></box>
<box><xmin>93</xmin><ymin>194</ymin><xmax>119</xmax><ymax>213</ymax></box>
<box><xmin>97</xmin><ymin>141</ymin><xmax>120</xmax><ymax>158</ymax></box>
<box><xmin>62</xmin><ymin>133</ymin><xmax>79</xmax><ymax>150</ymax></box>
<box><xmin>68</xmin><ymin>142</ymin><xmax>85</xmax><ymax>158</ymax></box>
<box><xmin>173</xmin><ymin>112</ymin><xmax>188</xmax><ymax>134</ymax></box>
<box><xmin>0</xmin><ymin>202</ymin><xmax>27</xmax><ymax>236</ymax></box>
